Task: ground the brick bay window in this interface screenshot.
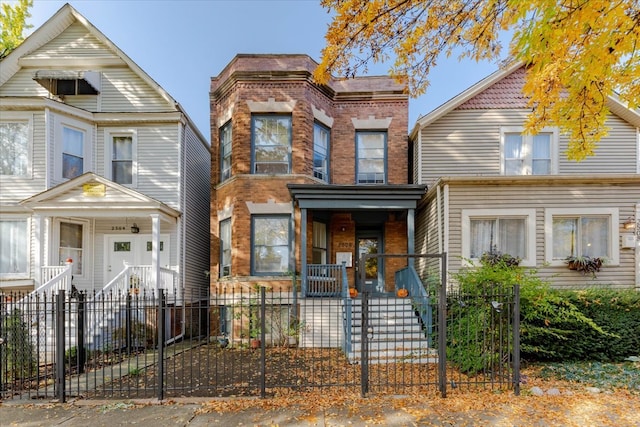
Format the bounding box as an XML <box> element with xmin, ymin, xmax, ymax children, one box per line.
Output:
<box><xmin>219</xmin><ymin>218</ymin><xmax>231</xmax><ymax>277</ymax></box>
<box><xmin>356</xmin><ymin>131</ymin><xmax>386</xmax><ymax>184</ymax></box>
<box><xmin>251</xmin><ymin>115</ymin><xmax>291</xmax><ymax>174</ymax></box>
<box><xmin>462</xmin><ymin>209</ymin><xmax>536</xmax><ymax>266</ymax></box>
<box><xmin>313</xmin><ymin>122</ymin><xmax>330</xmax><ymax>182</ymax></box>
<box><xmin>220</xmin><ymin>121</ymin><xmax>232</xmax><ymax>182</ymax></box>
<box><xmin>252</xmin><ymin>215</ymin><xmax>290</xmax><ymax>275</ymax></box>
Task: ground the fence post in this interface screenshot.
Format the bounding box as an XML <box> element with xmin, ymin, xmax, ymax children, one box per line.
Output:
<box><xmin>157</xmin><ymin>289</ymin><xmax>166</xmax><ymax>401</ymax></box>
<box><xmin>438</xmin><ymin>254</ymin><xmax>447</xmax><ymax>398</ymax></box>
<box><xmin>125</xmin><ymin>292</ymin><xmax>132</xmax><ymax>354</ymax></box>
<box><xmin>55</xmin><ymin>290</ymin><xmax>66</xmax><ymax>402</ymax></box>
<box><xmin>259</xmin><ymin>286</ymin><xmax>266</xmax><ymax>399</ymax></box>
<box><xmin>77</xmin><ymin>292</ymin><xmax>86</xmax><ymax>374</ymax></box>
<box><xmin>513</xmin><ymin>284</ymin><xmax>521</xmax><ymax>396</ymax></box>
<box><xmin>0</xmin><ymin>295</ymin><xmax>4</xmax><ymax>393</ymax></box>
<box><xmin>360</xmin><ymin>255</ymin><xmax>369</xmax><ymax>397</ymax></box>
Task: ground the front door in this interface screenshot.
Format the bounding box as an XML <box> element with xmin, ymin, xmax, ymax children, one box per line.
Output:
<box><xmin>356</xmin><ymin>231</ymin><xmax>384</xmax><ymax>294</ymax></box>
<box><xmin>106</xmin><ymin>234</ymin><xmax>170</xmax><ymax>283</ymax></box>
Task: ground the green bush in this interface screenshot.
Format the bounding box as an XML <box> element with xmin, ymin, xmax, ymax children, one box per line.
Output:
<box><xmin>450</xmin><ymin>254</ymin><xmax>610</xmax><ymax>372</ymax></box>
<box><xmin>530</xmin><ymin>288</ymin><xmax>640</xmax><ymax>362</ymax></box>
<box><xmin>1</xmin><ymin>308</ymin><xmax>37</xmax><ymax>381</ymax></box>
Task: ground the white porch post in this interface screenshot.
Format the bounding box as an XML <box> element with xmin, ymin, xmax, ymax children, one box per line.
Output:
<box><xmin>151</xmin><ymin>214</ymin><xmax>160</xmax><ymax>290</ymax></box>
<box><xmin>33</xmin><ymin>214</ymin><xmax>43</xmax><ymax>287</ymax></box>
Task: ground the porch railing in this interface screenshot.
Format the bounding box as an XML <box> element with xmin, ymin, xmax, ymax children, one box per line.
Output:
<box><xmin>304</xmin><ymin>264</ymin><xmax>347</xmax><ymax>297</ymax></box>
<box><xmin>94</xmin><ymin>265</ymin><xmax>180</xmax><ymax>300</ymax></box>
<box><xmin>395</xmin><ymin>266</ymin><xmax>433</xmax><ymax>345</ymax></box>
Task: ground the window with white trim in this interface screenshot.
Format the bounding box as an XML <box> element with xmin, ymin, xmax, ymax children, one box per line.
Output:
<box><xmin>0</xmin><ymin>217</ymin><xmax>29</xmax><ymax>278</ymax></box>
<box><xmin>252</xmin><ymin>115</ymin><xmax>291</xmax><ymax>174</ymax></box>
<box><xmin>545</xmin><ymin>208</ymin><xmax>619</xmax><ymax>265</ymax></box>
<box><xmin>462</xmin><ymin>209</ymin><xmax>536</xmax><ymax>266</ymax></box>
<box><xmin>56</xmin><ymin>117</ymin><xmax>92</xmax><ymax>181</ymax></box>
<box><xmin>501</xmin><ymin>128</ymin><xmax>556</xmax><ymax>175</ymax></box>
<box><xmin>0</xmin><ymin>116</ymin><xmax>31</xmax><ymax>177</ymax></box>
<box><xmin>220</xmin><ymin>121</ymin><xmax>232</xmax><ymax>182</ymax></box>
<box><xmin>220</xmin><ymin>218</ymin><xmax>231</xmax><ymax>277</ymax></box>
<box><xmin>313</xmin><ymin>123</ymin><xmax>329</xmax><ymax>182</ymax></box>
<box><xmin>59</xmin><ymin>221</ymin><xmax>84</xmax><ymax>276</ymax></box>
<box><xmin>105</xmin><ymin>129</ymin><xmax>136</xmax><ymax>186</ymax></box>
<box><xmin>252</xmin><ymin>215</ymin><xmax>290</xmax><ymax>275</ymax></box>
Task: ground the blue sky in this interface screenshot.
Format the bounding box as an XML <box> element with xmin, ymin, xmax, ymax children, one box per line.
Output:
<box><xmin>27</xmin><ymin>0</ymin><xmax>505</xmax><ymax>138</ymax></box>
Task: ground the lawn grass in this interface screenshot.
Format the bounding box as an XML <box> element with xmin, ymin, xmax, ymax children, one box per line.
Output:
<box><xmin>535</xmin><ymin>359</ymin><xmax>640</xmax><ymax>392</ymax></box>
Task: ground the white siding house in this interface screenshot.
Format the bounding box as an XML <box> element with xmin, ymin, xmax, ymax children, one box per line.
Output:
<box><xmin>411</xmin><ymin>63</ymin><xmax>640</xmax><ymax>289</ymax></box>
<box><xmin>0</xmin><ymin>4</ymin><xmax>210</xmax><ymax>301</ymax></box>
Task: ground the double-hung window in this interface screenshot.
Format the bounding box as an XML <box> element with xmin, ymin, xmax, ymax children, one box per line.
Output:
<box><xmin>112</xmin><ymin>135</ymin><xmax>133</xmax><ymax>184</ymax></box>
<box><xmin>220</xmin><ymin>121</ymin><xmax>232</xmax><ymax>182</ymax></box>
<box><xmin>252</xmin><ymin>115</ymin><xmax>291</xmax><ymax>174</ymax></box>
<box><xmin>502</xmin><ymin>128</ymin><xmax>555</xmax><ymax>175</ymax></box>
<box><xmin>356</xmin><ymin>131</ymin><xmax>386</xmax><ymax>183</ymax></box>
<box><xmin>462</xmin><ymin>209</ymin><xmax>536</xmax><ymax>266</ymax></box>
<box><xmin>546</xmin><ymin>208</ymin><xmax>617</xmax><ymax>264</ymax></box>
<box><xmin>252</xmin><ymin>215</ymin><xmax>290</xmax><ymax>275</ymax></box>
<box><xmin>62</xmin><ymin>126</ymin><xmax>85</xmax><ymax>179</ymax></box>
<box><xmin>219</xmin><ymin>218</ymin><xmax>231</xmax><ymax>277</ymax></box>
<box><xmin>0</xmin><ymin>217</ymin><xmax>29</xmax><ymax>278</ymax></box>
<box><xmin>313</xmin><ymin>123</ymin><xmax>329</xmax><ymax>182</ymax></box>
<box><xmin>59</xmin><ymin>221</ymin><xmax>84</xmax><ymax>276</ymax></box>
<box><xmin>0</xmin><ymin>116</ymin><xmax>31</xmax><ymax>177</ymax></box>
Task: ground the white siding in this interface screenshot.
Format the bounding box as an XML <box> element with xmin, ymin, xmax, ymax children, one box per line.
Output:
<box><xmin>101</xmin><ymin>68</ymin><xmax>173</xmax><ymax>112</ymax></box>
<box><xmin>25</xmin><ymin>21</ymin><xmax>118</xmax><ymax>60</ymax></box>
<box><xmin>135</xmin><ymin>124</ymin><xmax>180</xmax><ymax>207</ymax></box>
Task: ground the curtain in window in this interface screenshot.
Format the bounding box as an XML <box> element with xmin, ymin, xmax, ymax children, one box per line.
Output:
<box><xmin>470</xmin><ymin>219</ymin><xmax>495</xmax><ymax>258</ymax></box>
<box><xmin>0</xmin><ymin>122</ymin><xmax>29</xmax><ymax>175</ymax></box>
<box><xmin>59</xmin><ymin>222</ymin><xmax>83</xmax><ymax>275</ymax></box>
<box><xmin>0</xmin><ymin>220</ymin><xmax>28</xmax><ymax>275</ymax></box>
<box><xmin>62</xmin><ymin>127</ymin><xmax>84</xmax><ymax>179</ymax></box>
<box><xmin>581</xmin><ymin>217</ymin><xmax>609</xmax><ymax>257</ymax></box>
<box><xmin>112</xmin><ymin>136</ymin><xmax>133</xmax><ymax>184</ymax></box>
<box><xmin>253</xmin><ymin>217</ymin><xmax>289</xmax><ymax>273</ymax></box>
<box><xmin>499</xmin><ymin>218</ymin><xmax>525</xmax><ymax>258</ymax></box>
<box><xmin>532</xmin><ymin>134</ymin><xmax>551</xmax><ymax>174</ymax></box>
<box><xmin>504</xmin><ymin>134</ymin><xmax>523</xmax><ymax>175</ymax></box>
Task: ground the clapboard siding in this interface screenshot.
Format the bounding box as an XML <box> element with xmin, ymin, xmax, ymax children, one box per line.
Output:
<box><xmin>0</xmin><ymin>68</ymin><xmax>50</xmax><ymax>96</ymax></box>
<box><xmin>181</xmin><ymin>124</ymin><xmax>211</xmax><ymax>300</ymax></box>
<box><xmin>26</xmin><ymin>22</ymin><xmax>118</xmax><ymax>59</ymax></box>
<box><xmin>418</xmin><ymin>109</ymin><xmax>639</xmax><ymax>188</ymax></box>
<box><xmin>559</xmin><ymin>115</ymin><xmax>638</xmax><ymax>174</ymax></box>
<box><xmin>434</xmin><ymin>182</ymin><xmax>638</xmax><ymax>288</ymax></box>
<box><xmin>101</xmin><ymin>68</ymin><xmax>173</xmax><ymax>112</ymax></box>
<box><xmin>135</xmin><ymin>125</ymin><xmax>180</xmax><ymax>207</ymax></box>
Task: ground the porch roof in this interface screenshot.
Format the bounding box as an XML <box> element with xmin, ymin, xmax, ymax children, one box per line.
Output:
<box><xmin>287</xmin><ymin>184</ymin><xmax>426</xmax><ymax>210</ymax></box>
<box><xmin>20</xmin><ymin>173</ymin><xmax>180</xmax><ymax>222</ymax></box>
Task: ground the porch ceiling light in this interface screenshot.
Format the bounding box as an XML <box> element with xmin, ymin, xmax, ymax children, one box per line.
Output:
<box><xmin>131</xmin><ymin>223</ymin><xmax>140</xmax><ymax>234</ymax></box>
<box><xmin>623</xmin><ymin>217</ymin><xmax>636</xmax><ymax>230</ymax></box>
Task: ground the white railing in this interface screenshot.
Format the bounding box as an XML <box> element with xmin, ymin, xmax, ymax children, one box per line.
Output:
<box><xmin>94</xmin><ymin>265</ymin><xmax>181</xmax><ymax>300</ymax></box>
<box><xmin>29</xmin><ymin>263</ymin><xmax>73</xmax><ymax>298</ymax></box>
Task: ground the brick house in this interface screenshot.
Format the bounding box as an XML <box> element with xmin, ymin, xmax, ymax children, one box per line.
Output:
<box><xmin>209</xmin><ymin>54</ymin><xmax>425</xmax><ymax>298</ymax></box>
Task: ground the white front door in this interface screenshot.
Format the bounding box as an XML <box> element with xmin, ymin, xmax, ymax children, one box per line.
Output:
<box><xmin>106</xmin><ymin>234</ymin><xmax>170</xmax><ymax>283</ymax></box>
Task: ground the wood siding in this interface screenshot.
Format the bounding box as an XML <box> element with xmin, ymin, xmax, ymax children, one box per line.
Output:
<box><xmin>417</xmin><ymin>109</ymin><xmax>639</xmax><ymax>188</ymax></box>
<box><xmin>426</xmin><ymin>182</ymin><xmax>638</xmax><ymax>289</ymax></box>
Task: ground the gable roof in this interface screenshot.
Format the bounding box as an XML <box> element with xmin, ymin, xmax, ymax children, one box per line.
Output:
<box><xmin>410</xmin><ymin>62</ymin><xmax>640</xmax><ymax>139</ymax></box>
<box><xmin>20</xmin><ymin>173</ymin><xmax>180</xmax><ymax>221</ymax></box>
<box><xmin>0</xmin><ymin>3</ymin><xmax>207</xmax><ymax>143</ymax></box>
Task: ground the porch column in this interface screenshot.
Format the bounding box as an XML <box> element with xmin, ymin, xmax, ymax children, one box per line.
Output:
<box><xmin>300</xmin><ymin>208</ymin><xmax>307</xmax><ymax>296</ymax></box>
<box><xmin>33</xmin><ymin>214</ymin><xmax>43</xmax><ymax>287</ymax></box>
<box><xmin>407</xmin><ymin>208</ymin><xmax>415</xmax><ymax>268</ymax></box>
<box><xmin>151</xmin><ymin>214</ymin><xmax>160</xmax><ymax>290</ymax></box>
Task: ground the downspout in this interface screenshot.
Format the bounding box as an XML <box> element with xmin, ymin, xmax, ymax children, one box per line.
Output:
<box><xmin>436</xmin><ymin>185</ymin><xmax>443</xmax><ymax>255</ymax></box>
<box><xmin>443</xmin><ymin>184</ymin><xmax>450</xmax><ymax>273</ymax></box>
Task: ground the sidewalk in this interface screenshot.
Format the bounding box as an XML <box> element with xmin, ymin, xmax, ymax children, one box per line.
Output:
<box><xmin>2</xmin><ymin>388</ymin><xmax>640</xmax><ymax>426</ymax></box>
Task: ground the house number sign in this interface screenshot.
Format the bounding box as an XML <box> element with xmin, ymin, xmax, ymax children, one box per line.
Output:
<box><xmin>111</xmin><ymin>226</ymin><xmax>127</xmax><ymax>231</ymax></box>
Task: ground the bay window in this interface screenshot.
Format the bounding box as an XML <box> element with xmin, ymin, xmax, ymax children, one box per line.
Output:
<box><xmin>356</xmin><ymin>131</ymin><xmax>386</xmax><ymax>183</ymax></box>
<box><xmin>313</xmin><ymin>123</ymin><xmax>329</xmax><ymax>182</ymax></box>
<box><xmin>0</xmin><ymin>118</ymin><xmax>30</xmax><ymax>176</ymax></box>
<box><xmin>0</xmin><ymin>218</ymin><xmax>28</xmax><ymax>277</ymax></box>
<box><xmin>252</xmin><ymin>215</ymin><xmax>290</xmax><ymax>275</ymax></box>
<box><xmin>252</xmin><ymin>115</ymin><xmax>291</xmax><ymax>174</ymax></box>
<box><xmin>220</xmin><ymin>121</ymin><xmax>232</xmax><ymax>182</ymax></box>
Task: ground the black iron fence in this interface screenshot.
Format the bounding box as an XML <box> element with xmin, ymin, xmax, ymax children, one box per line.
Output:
<box><xmin>1</xmin><ymin>257</ymin><xmax>520</xmax><ymax>401</ymax></box>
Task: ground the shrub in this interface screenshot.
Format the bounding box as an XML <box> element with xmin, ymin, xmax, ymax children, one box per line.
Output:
<box><xmin>450</xmin><ymin>253</ymin><xmax>610</xmax><ymax>372</ymax></box>
<box><xmin>1</xmin><ymin>308</ymin><xmax>37</xmax><ymax>381</ymax></box>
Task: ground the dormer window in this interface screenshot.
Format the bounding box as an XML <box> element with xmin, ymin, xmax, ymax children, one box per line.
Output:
<box><xmin>34</xmin><ymin>70</ymin><xmax>100</xmax><ymax>95</ymax></box>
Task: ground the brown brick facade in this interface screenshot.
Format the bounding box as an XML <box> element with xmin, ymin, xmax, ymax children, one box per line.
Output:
<box><xmin>209</xmin><ymin>54</ymin><xmax>413</xmax><ymax>293</ymax></box>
